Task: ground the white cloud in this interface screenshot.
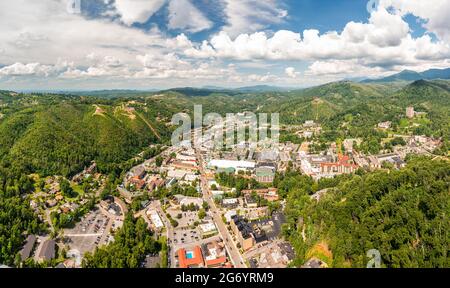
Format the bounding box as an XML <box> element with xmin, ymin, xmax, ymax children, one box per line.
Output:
<box><xmin>167</xmin><ymin>0</ymin><xmax>213</xmax><ymax>33</ymax></box>
<box><xmin>380</xmin><ymin>0</ymin><xmax>450</xmax><ymax>42</ymax></box>
<box><xmin>185</xmin><ymin>7</ymin><xmax>450</xmax><ymax>74</ymax></box>
<box><xmin>113</xmin><ymin>0</ymin><xmax>166</xmax><ymax>26</ymax></box>
<box><xmin>0</xmin><ymin>61</ymin><xmax>72</xmax><ymax>77</ymax></box>
<box><xmin>285</xmin><ymin>67</ymin><xmax>299</xmax><ymax>78</ymax></box>
<box><xmin>221</xmin><ymin>0</ymin><xmax>288</xmax><ymax>37</ymax></box>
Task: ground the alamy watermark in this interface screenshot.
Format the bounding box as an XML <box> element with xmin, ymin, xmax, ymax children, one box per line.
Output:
<box><xmin>366</xmin><ymin>249</ymin><xmax>382</xmax><ymax>268</ymax></box>
<box><xmin>171</xmin><ymin>105</ymin><xmax>280</xmax><ymax>150</ymax></box>
<box><xmin>66</xmin><ymin>0</ymin><xmax>81</xmax><ymax>14</ymax></box>
<box><xmin>366</xmin><ymin>0</ymin><xmax>380</xmax><ymax>13</ymax></box>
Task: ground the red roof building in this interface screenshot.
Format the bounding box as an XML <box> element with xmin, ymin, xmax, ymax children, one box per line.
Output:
<box><xmin>320</xmin><ymin>154</ymin><xmax>358</xmax><ymax>174</ymax></box>
<box><xmin>177</xmin><ymin>246</ymin><xmax>204</xmax><ymax>268</ymax></box>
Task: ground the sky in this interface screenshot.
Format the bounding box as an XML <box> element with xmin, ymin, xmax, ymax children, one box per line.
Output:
<box><xmin>0</xmin><ymin>0</ymin><xmax>449</xmax><ymax>91</ymax></box>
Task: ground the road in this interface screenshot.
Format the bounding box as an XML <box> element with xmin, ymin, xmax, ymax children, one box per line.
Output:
<box><xmin>152</xmin><ymin>201</ymin><xmax>176</xmax><ymax>268</ymax></box>
<box><xmin>196</xmin><ymin>150</ymin><xmax>247</xmax><ymax>268</ymax></box>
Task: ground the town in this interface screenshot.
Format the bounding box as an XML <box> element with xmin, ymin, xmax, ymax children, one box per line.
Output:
<box><xmin>14</xmin><ymin>105</ymin><xmax>443</xmax><ymax>269</ymax></box>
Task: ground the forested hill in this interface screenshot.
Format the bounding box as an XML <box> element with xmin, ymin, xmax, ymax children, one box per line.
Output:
<box><xmin>0</xmin><ymin>93</ymin><xmax>174</xmax><ymax>177</ymax></box>
<box><xmin>281</xmin><ymin>157</ymin><xmax>449</xmax><ymax>268</ymax></box>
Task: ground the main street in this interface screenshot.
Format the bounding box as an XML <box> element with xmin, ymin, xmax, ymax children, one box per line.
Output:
<box><xmin>196</xmin><ymin>150</ymin><xmax>247</xmax><ymax>268</ymax></box>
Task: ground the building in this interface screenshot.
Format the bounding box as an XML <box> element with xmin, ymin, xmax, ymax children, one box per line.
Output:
<box><xmin>201</xmin><ymin>240</ymin><xmax>228</xmax><ymax>268</ymax></box>
<box><xmin>378</xmin><ymin>121</ymin><xmax>392</xmax><ymax>129</ymax></box>
<box><xmin>129</xmin><ymin>176</ymin><xmax>146</xmax><ymax>190</ymax></box>
<box><xmin>244</xmin><ymin>194</ymin><xmax>258</xmax><ymax>208</ymax></box>
<box><xmin>38</xmin><ymin>239</ymin><xmax>56</xmax><ymax>262</ymax></box>
<box><xmin>320</xmin><ymin>154</ymin><xmax>359</xmax><ymax>175</ymax></box>
<box><xmin>224</xmin><ymin>210</ymin><xmax>237</xmax><ymax>223</ymax></box>
<box><xmin>241</xmin><ymin>188</ymin><xmax>279</xmax><ymax>202</ymax></box>
<box><xmin>198</xmin><ymin>222</ymin><xmax>218</xmax><ymax>238</ymax></box>
<box><xmin>20</xmin><ymin>235</ymin><xmax>37</xmax><ymax>262</ymax></box>
<box><xmin>230</xmin><ymin>216</ymin><xmax>256</xmax><ymax>251</ymax></box>
<box><xmin>147</xmin><ymin>210</ymin><xmax>164</xmax><ymax>230</ymax></box>
<box><xmin>177</xmin><ymin>246</ymin><xmax>204</xmax><ymax>268</ymax></box>
<box><xmin>406</xmin><ymin>106</ymin><xmax>415</xmax><ymax>119</ymax></box>
<box><xmin>208</xmin><ymin>159</ymin><xmax>256</xmax><ymax>172</ymax></box>
<box><xmin>221</xmin><ymin>198</ymin><xmax>239</xmax><ymax>209</ymax></box>
<box><xmin>255</xmin><ymin>164</ymin><xmax>276</xmax><ymax>183</ymax></box>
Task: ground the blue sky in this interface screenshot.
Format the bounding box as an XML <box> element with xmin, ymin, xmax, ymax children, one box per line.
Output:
<box><xmin>0</xmin><ymin>0</ymin><xmax>449</xmax><ymax>90</ymax></box>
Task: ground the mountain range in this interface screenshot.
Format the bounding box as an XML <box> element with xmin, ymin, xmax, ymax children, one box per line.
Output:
<box><xmin>362</xmin><ymin>68</ymin><xmax>450</xmax><ymax>83</ymax></box>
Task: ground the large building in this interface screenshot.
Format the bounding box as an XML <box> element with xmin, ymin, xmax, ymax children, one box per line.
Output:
<box><xmin>255</xmin><ymin>164</ymin><xmax>276</xmax><ymax>183</ymax></box>
<box><xmin>230</xmin><ymin>216</ymin><xmax>256</xmax><ymax>251</ymax></box>
<box><xmin>406</xmin><ymin>106</ymin><xmax>415</xmax><ymax>119</ymax></box>
<box><xmin>320</xmin><ymin>154</ymin><xmax>359</xmax><ymax>175</ymax></box>
<box><xmin>208</xmin><ymin>160</ymin><xmax>256</xmax><ymax>172</ymax></box>
<box><xmin>177</xmin><ymin>246</ymin><xmax>204</xmax><ymax>268</ymax></box>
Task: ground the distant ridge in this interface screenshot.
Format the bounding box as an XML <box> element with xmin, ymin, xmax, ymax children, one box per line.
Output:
<box><xmin>362</xmin><ymin>67</ymin><xmax>450</xmax><ymax>83</ymax></box>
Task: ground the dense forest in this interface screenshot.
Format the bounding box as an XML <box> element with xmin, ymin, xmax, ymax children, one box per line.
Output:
<box><xmin>0</xmin><ymin>167</ymin><xmax>46</xmax><ymax>266</ymax></box>
<box><xmin>0</xmin><ymin>92</ymin><xmax>173</xmax><ymax>177</ymax></box>
<box><xmin>279</xmin><ymin>157</ymin><xmax>449</xmax><ymax>268</ymax></box>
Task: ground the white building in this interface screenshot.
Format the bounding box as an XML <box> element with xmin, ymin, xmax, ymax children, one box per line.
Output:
<box><xmin>147</xmin><ymin>210</ymin><xmax>164</xmax><ymax>230</ymax></box>
<box><xmin>224</xmin><ymin>210</ymin><xmax>237</xmax><ymax>223</ymax></box>
<box><xmin>199</xmin><ymin>222</ymin><xmax>217</xmax><ymax>234</ymax></box>
<box><xmin>208</xmin><ymin>159</ymin><xmax>256</xmax><ymax>171</ymax></box>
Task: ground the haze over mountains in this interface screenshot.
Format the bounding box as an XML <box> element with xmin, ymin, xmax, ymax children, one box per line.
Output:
<box><xmin>362</xmin><ymin>68</ymin><xmax>450</xmax><ymax>83</ymax></box>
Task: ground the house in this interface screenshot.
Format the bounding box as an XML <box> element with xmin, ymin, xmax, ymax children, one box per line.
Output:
<box><xmin>38</xmin><ymin>239</ymin><xmax>56</xmax><ymax>262</ymax></box>
<box><xmin>132</xmin><ymin>166</ymin><xmax>146</xmax><ymax>179</ymax></box>
<box><xmin>302</xmin><ymin>257</ymin><xmax>328</xmax><ymax>268</ymax></box>
<box><xmin>177</xmin><ymin>246</ymin><xmax>204</xmax><ymax>268</ymax></box>
<box><xmin>20</xmin><ymin>235</ymin><xmax>37</xmax><ymax>262</ymax></box>
<box><xmin>129</xmin><ymin>176</ymin><xmax>146</xmax><ymax>190</ymax></box>
<box><xmin>378</xmin><ymin>121</ymin><xmax>392</xmax><ymax>129</ymax></box>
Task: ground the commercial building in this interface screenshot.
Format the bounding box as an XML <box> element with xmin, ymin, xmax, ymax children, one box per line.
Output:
<box><xmin>147</xmin><ymin>210</ymin><xmax>164</xmax><ymax>230</ymax></box>
<box><xmin>255</xmin><ymin>166</ymin><xmax>276</xmax><ymax>183</ymax></box>
<box><xmin>208</xmin><ymin>160</ymin><xmax>256</xmax><ymax>172</ymax></box>
<box><xmin>230</xmin><ymin>216</ymin><xmax>257</xmax><ymax>251</ymax></box>
<box><xmin>177</xmin><ymin>246</ymin><xmax>204</xmax><ymax>268</ymax></box>
<box><xmin>198</xmin><ymin>222</ymin><xmax>218</xmax><ymax>238</ymax></box>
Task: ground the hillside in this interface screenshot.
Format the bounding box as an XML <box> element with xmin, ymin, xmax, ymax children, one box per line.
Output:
<box><xmin>0</xmin><ymin>95</ymin><xmax>173</xmax><ymax>177</ymax></box>
<box><xmin>283</xmin><ymin>158</ymin><xmax>450</xmax><ymax>268</ymax></box>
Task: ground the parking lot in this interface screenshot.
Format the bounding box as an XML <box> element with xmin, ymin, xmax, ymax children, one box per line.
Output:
<box><xmin>64</xmin><ymin>209</ymin><xmax>114</xmax><ymax>256</ymax></box>
<box><xmin>171</xmin><ymin>227</ymin><xmax>201</xmax><ymax>246</ymax></box>
<box><xmin>167</xmin><ymin>208</ymin><xmax>200</xmax><ymax>228</ymax></box>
